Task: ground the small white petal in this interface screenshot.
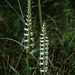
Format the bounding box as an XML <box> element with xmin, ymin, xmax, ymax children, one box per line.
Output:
<box><xmin>45</xmin><ymin>61</ymin><xmax>48</xmax><ymax>65</ymax></box>
<box><xmin>40</xmin><ymin>37</ymin><xmax>44</xmax><ymax>39</ymax></box>
<box><xmin>40</xmin><ymin>44</ymin><xmax>44</xmax><ymax>46</ymax></box>
<box><xmin>42</xmin><ymin>29</ymin><xmax>44</xmax><ymax>32</ymax></box>
<box><xmin>45</xmin><ymin>67</ymin><xmax>48</xmax><ymax>72</ymax></box>
<box><xmin>46</xmin><ymin>40</ymin><xmax>49</xmax><ymax>42</ymax></box>
<box><xmin>30</xmin><ymin>43</ymin><xmax>34</xmax><ymax>48</ymax></box>
<box><xmin>32</xmin><ymin>6</ymin><xmax>34</xmax><ymax>7</ymax></box>
<box><xmin>26</xmin><ymin>19</ymin><xmax>31</xmax><ymax>22</ymax></box>
<box><xmin>25</xmin><ymin>46</ymin><xmax>29</xmax><ymax>49</ymax></box>
<box><xmin>31</xmin><ymin>32</ymin><xmax>33</xmax><ymax>36</ymax></box>
<box><xmin>29</xmin><ymin>19</ymin><xmax>31</xmax><ymax>22</ymax></box>
<box><xmin>40</xmin><ymin>57</ymin><xmax>43</xmax><ymax>60</ymax></box>
<box><xmin>26</xmin><ymin>15</ymin><xmax>31</xmax><ymax>18</ymax></box>
<box><xmin>25</xmin><ymin>23</ymin><xmax>28</xmax><ymax>26</ymax></box>
<box><xmin>45</xmin><ymin>56</ymin><xmax>48</xmax><ymax>60</ymax></box>
<box><xmin>40</xmin><ymin>52</ymin><xmax>44</xmax><ymax>55</ymax></box>
<box><xmin>32</xmin><ymin>2</ymin><xmax>34</xmax><ymax>3</ymax></box>
<box><xmin>46</xmin><ymin>43</ymin><xmax>49</xmax><ymax>46</ymax></box>
<box><xmin>45</xmin><ymin>67</ymin><xmax>48</xmax><ymax>69</ymax></box>
<box><xmin>40</xmin><ymin>34</ymin><xmax>44</xmax><ymax>36</ymax></box>
<box><xmin>45</xmin><ymin>51</ymin><xmax>48</xmax><ymax>55</ymax></box>
<box><xmin>26</xmin><ymin>15</ymin><xmax>29</xmax><ymax>18</ymax></box>
<box><xmin>40</xmin><ymin>40</ymin><xmax>44</xmax><ymax>43</ymax></box>
<box><xmin>26</xmin><ymin>19</ymin><xmax>28</xmax><ymax>21</ymax></box>
<box><xmin>24</xmin><ymin>28</ymin><xmax>28</xmax><ymax>31</ymax></box>
<box><xmin>40</xmin><ymin>48</ymin><xmax>44</xmax><ymax>50</ymax></box>
<box><xmin>26</xmin><ymin>15</ymin><xmax>28</xmax><ymax>17</ymax></box>
<box><xmin>40</xmin><ymin>62</ymin><xmax>43</xmax><ymax>65</ymax></box>
<box><xmin>45</xmin><ymin>47</ymin><xmax>49</xmax><ymax>50</ymax></box>
<box><xmin>24</xmin><ymin>33</ymin><xmax>28</xmax><ymax>36</ymax></box>
<box><xmin>24</xmin><ymin>40</ymin><xmax>28</xmax><ymax>42</ymax></box>
<box><xmin>29</xmin><ymin>23</ymin><xmax>31</xmax><ymax>25</ymax></box>
<box><xmin>45</xmin><ymin>36</ymin><xmax>48</xmax><ymax>39</ymax></box>
<box><xmin>31</xmin><ymin>38</ymin><xmax>34</xmax><ymax>41</ymax></box>
<box><xmin>40</xmin><ymin>69</ymin><xmax>44</xmax><ymax>72</ymax></box>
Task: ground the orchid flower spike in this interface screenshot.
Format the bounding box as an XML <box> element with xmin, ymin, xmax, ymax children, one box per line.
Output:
<box><xmin>23</xmin><ymin>0</ymin><xmax>34</xmax><ymax>52</ymax></box>
<box><xmin>39</xmin><ymin>22</ymin><xmax>49</xmax><ymax>74</ymax></box>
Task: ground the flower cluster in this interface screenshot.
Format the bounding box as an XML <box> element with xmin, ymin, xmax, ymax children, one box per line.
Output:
<box><xmin>24</xmin><ymin>0</ymin><xmax>34</xmax><ymax>52</ymax></box>
<box><xmin>23</xmin><ymin>0</ymin><xmax>49</xmax><ymax>74</ymax></box>
<box><xmin>39</xmin><ymin>23</ymin><xmax>49</xmax><ymax>73</ymax></box>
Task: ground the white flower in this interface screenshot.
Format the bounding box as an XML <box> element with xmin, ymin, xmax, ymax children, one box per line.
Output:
<box><xmin>24</xmin><ymin>40</ymin><xmax>28</xmax><ymax>42</ymax></box>
<box><xmin>24</xmin><ymin>28</ymin><xmax>28</xmax><ymax>31</ymax></box>
<box><xmin>45</xmin><ymin>67</ymin><xmax>48</xmax><ymax>72</ymax></box>
<box><xmin>45</xmin><ymin>51</ymin><xmax>48</xmax><ymax>55</ymax></box>
<box><xmin>45</xmin><ymin>47</ymin><xmax>49</xmax><ymax>50</ymax></box>
<box><xmin>45</xmin><ymin>56</ymin><xmax>48</xmax><ymax>60</ymax></box>
<box><xmin>46</xmin><ymin>43</ymin><xmax>49</xmax><ymax>46</ymax></box>
<box><xmin>40</xmin><ymin>62</ymin><xmax>43</xmax><ymax>65</ymax></box>
<box><xmin>45</xmin><ymin>61</ymin><xmax>48</xmax><ymax>65</ymax></box>
<box><xmin>40</xmin><ymin>52</ymin><xmax>44</xmax><ymax>55</ymax></box>
<box><xmin>39</xmin><ymin>22</ymin><xmax>49</xmax><ymax>73</ymax></box>
<box><xmin>40</xmin><ymin>48</ymin><xmax>44</xmax><ymax>50</ymax></box>
<box><xmin>42</xmin><ymin>29</ymin><xmax>44</xmax><ymax>32</ymax></box>
<box><xmin>29</xmin><ymin>23</ymin><xmax>32</xmax><ymax>25</ymax></box>
<box><xmin>25</xmin><ymin>46</ymin><xmax>29</xmax><ymax>49</ymax></box>
<box><xmin>40</xmin><ymin>37</ymin><xmax>44</xmax><ymax>39</ymax></box>
<box><xmin>45</xmin><ymin>36</ymin><xmax>48</xmax><ymax>39</ymax></box>
<box><xmin>26</xmin><ymin>19</ymin><xmax>31</xmax><ymax>22</ymax></box>
<box><xmin>40</xmin><ymin>34</ymin><xmax>44</xmax><ymax>36</ymax></box>
<box><xmin>26</xmin><ymin>15</ymin><xmax>31</xmax><ymax>18</ymax></box>
<box><xmin>40</xmin><ymin>69</ymin><xmax>44</xmax><ymax>72</ymax></box>
<box><xmin>31</xmin><ymin>38</ymin><xmax>34</xmax><ymax>41</ymax></box>
<box><xmin>40</xmin><ymin>40</ymin><xmax>44</xmax><ymax>43</ymax></box>
<box><xmin>24</xmin><ymin>33</ymin><xmax>28</xmax><ymax>36</ymax></box>
<box><xmin>30</xmin><ymin>43</ymin><xmax>34</xmax><ymax>48</ymax></box>
<box><xmin>25</xmin><ymin>23</ymin><xmax>28</xmax><ymax>26</ymax></box>
<box><xmin>32</xmin><ymin>6</ymin><xmax>34</xmax><ymax>7</ymax></box>
<box><xmin>31</xmin><ymin>32</ymin><xmax>33</xmax><ymax>36</ymax></box>
<box><xmin>40</xmin><ymin>44</ymin><xmax>44</xmax><ymax>46</ymax></box>
<box><xmin>40</xmin><ymin>57</ymin><xmax>43</xmax><ymax>60</ymax></box>
<box><xmin>46</xmin><ymin>40</ymin><xmax>49</xmax><ymax>42</ymax></box>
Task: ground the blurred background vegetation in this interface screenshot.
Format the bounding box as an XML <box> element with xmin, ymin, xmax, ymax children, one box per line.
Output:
<box><xmin>0</xmin><ymin>0</ymin><xmax>75</xmax><ymax>75</ymax></box>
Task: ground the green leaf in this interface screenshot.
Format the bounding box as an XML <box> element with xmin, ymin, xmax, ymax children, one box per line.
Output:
<box><xmin>12</xmin><ymin>18</ymin><xmax>20</xmax><ymax>36</ymax></box>
<box><xmin>8</xmin><ymin>63</ymin><xmax>21</xmax><ymax>75</ymax></box>
<box><xmin>49</xmin><ymin>58</ymin><xmax>55</xmax><ymax>71</ymax></box>
<box><xmin>23</xmin><ymin>65</ymin><xmax>35</xmax><ymax>74</ymax></box>
<box><xmin>30</xmin><ymin>47</ymin><xmax>40</xmax><ymax>59</ymax></box>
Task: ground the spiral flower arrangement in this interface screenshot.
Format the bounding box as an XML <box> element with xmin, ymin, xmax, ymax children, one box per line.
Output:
<box><xmin>39</xmin><ymin>22</ymin><xmax>49</xmax><ymax>74</ymax></box>
<box><xmin>23</xmin><ymin>0</ymin><xmax>34</xmax><ymax>74</ymax></box>
<box><xmin>23</xmin><ymin>0</ymin><xmax>49</xmax><ymax>75</ymax></box>
<box><xmin>24</xmin><ymin>0</ymin><xmax>34</xmax><ymax>52</ymax></box>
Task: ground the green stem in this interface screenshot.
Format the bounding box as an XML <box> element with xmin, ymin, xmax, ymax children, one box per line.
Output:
<box><xmin>38</xmin><ymin>0</ymin><xmax>42</xmax><ymax>27</ymax></box>
<box><xmin>43</xmin><ymin>23</ymin><xmax>46</xmax><ymax>75</ymax></box>
<box><xmin>27</xmin><ymin>54</ymin><xmax>29</xmax><ymax>75</ymax></box>
<box><xmin>5</xmin><ymin>0</ymin><xmax>24</xmax><ymax>23</ymax></box>
<box><xmin>26</xmin><ymin>0</ymin><xmax>32</xmax><ymax>75</ymax></box>
<box><xmin>26</xmin><ymin>21</ymin><xmax>31</xmax><ymax>75</ymax></box>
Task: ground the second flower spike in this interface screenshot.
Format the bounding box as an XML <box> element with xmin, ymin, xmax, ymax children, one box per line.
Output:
<box><xmin>40</xmin><ymin>22</ymin><xmax>49</xmax><ymax>74</ymax></box>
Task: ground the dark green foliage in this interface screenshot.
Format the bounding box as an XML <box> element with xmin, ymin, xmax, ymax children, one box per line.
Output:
<box><xmin>0</xmin><ymin>0</ymin><xmax>75</xmax><ymax>75</ymax></box>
